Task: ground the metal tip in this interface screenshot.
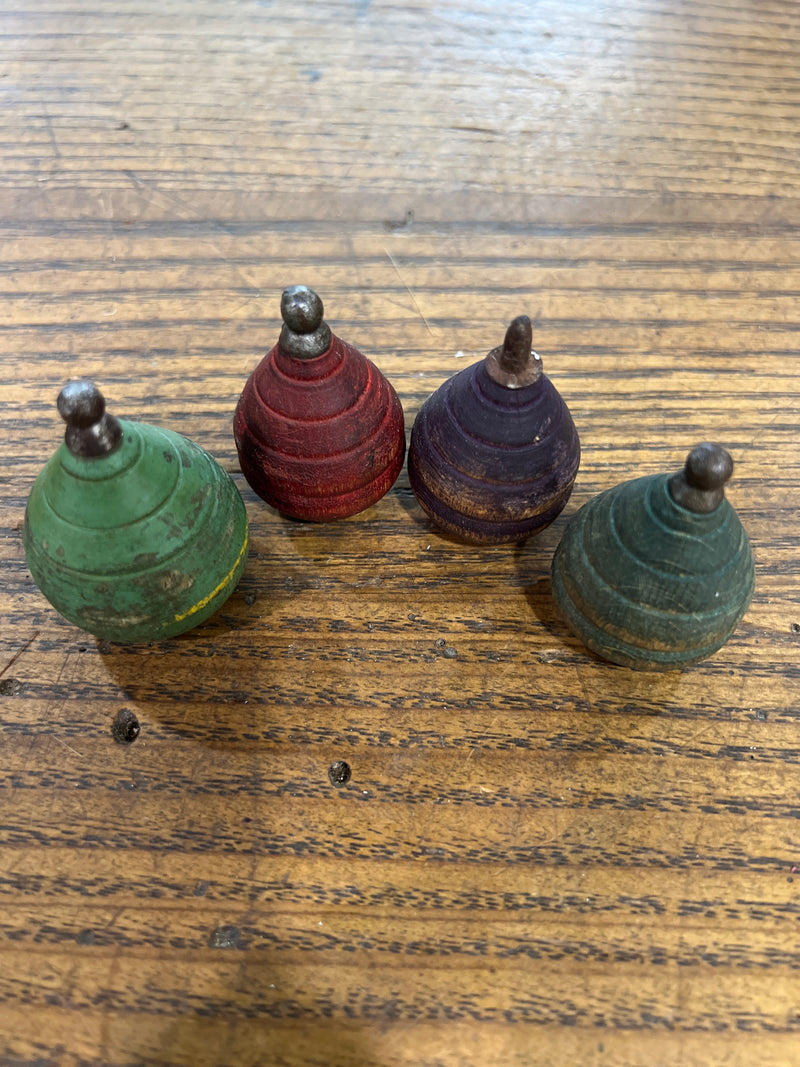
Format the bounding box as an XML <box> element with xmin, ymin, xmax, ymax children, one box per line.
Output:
<box><xmin>484</xmin><ymin>315</ymin><xmax>542</xmax><ymax>388</ymax></box>
<box><xmin>684</xmin><ymin>442</ymin><xmax>734</xmax><ymax>491</ymax></box>
<box><xmin>669</xmin><ymin>443</ymin><xmax>733</xmax><ymax>513</ymax></box>
<box><xmin>57</xmin><ymin>380</ymin><xmax>105</xmax><ymax>428</ymax></box>
<box><xmin>57</xmin><ymin>380</ymin><xmax>123</xmax><ymax>457</ymax></box>
<box><xmin>498</xmin><ymin>316</ymin><xmax>533</xmax><ymax>375</ymax></box>
<box><xmin>281</xmin><ymin>286</ymin><xmax>324</xmax><ymax>334</ymax></box>
<box><xmin>278</xmin><ymin>285</ymin><xmax>332</xmax><ymax>359</ymax></box>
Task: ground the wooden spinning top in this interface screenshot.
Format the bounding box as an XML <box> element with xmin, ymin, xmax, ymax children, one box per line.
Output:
<box><xmin>407</xmin><ymin>315</ymin><xmax>580</xmax><ymax>544</ymax></box>
<box><xmin>24</xmin><ymin>381</ymin><xmax>249</xmax><ymax>643</ymax></box>
<box><xmin>233</xmin><ymin>286</ymin><xmax>406</xmax><ymax>521</ymax></box>
<box><xmin>551</xmin><ymin>443</ymin><xmax>755</xmax><ymax>670</ymax></box>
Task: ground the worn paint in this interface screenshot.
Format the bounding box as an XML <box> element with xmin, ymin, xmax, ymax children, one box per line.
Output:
<box><xmin>408</xmin><ymin>344</ymin><xmax>580</xmax><ymax>544</ymax></box>
<box><xmin>234</xmin><ymin>290</ymin><xmax>405</xmax><ymax>521</ymax></box>
<box><xmin>551</xmin><ymin>471</ymin><xmax>755</xmax><ymax>670</ymax></box>
<box><xmin>24</xmin><ymin>419</ymin><xmax>249</xmax><ymax>643</ymax></box>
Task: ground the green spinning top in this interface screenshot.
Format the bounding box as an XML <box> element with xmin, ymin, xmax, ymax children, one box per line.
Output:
<box><xmin>24</xmin><ymin>381</ymin><xmax>248</xmax><ymax>643</ymax></box>
<box><xmin>551</xmin><ymin>443</ymin><xmax>755</xmax><ymax>670</ymax></box>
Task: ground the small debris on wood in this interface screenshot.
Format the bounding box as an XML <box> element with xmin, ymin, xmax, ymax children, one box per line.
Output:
<box><xmin>111</xmin><ymin>707</ymin><xmax>140</xmax><ymax>744</ymax></box>
<box><xmin>328</xmin><ymin>759</ymin><xmax>352</xmax><ymax>787</ymax></box>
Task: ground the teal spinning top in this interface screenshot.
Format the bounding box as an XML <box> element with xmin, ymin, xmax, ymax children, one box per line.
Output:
<box><xmin>551</xmin><ymin>443</ymin><xmax>755</xmax><ymax>670</ymax></box>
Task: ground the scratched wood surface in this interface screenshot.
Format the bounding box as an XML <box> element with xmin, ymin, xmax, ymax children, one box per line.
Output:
<box><xmin>1</xmin><ymin>1</ymin><xmax>799</xmax><ymax>1065</ymax></box>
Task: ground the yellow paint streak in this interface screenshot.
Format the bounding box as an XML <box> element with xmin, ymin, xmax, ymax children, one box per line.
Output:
<box><xmin>173</xmin><ymin>533</ymin><xmax>248</xmax><ymax>622</ymax></box>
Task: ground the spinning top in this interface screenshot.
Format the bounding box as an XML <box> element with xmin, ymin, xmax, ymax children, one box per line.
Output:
<box><xmin>233</xmin><ymin>286</ymin><xmax>406</xmax><ymax>521</ymax></box>
<box><xmin>24</xmin><ymin>381</ymin><xmax>249</xmax><ymax>643</ymax></box>
<box><xmin>407</xmin><ymin>315</ymin><xmax>580</xmax><ymax>544</ymax></box>
<box><xmin>551</xmin><ymin>443</ymin><xmax>755</xmax><ymax>670</ymax></box>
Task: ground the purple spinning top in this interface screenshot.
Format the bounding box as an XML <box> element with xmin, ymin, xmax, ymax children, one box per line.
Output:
<box><xmin>407</xmin><ymin>316</ymin><xmax>580</xmax><ymax>544</ymax></box>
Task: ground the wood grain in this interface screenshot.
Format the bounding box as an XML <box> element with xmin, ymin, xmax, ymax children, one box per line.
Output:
<box><xmin>1</xmin><ymin>1</ymin><xmax>799</xmax><ymax>1065</ymax></box>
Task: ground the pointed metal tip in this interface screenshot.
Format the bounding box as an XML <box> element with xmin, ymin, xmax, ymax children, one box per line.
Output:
<box><xmin>484</xmin><ymin>315</ymin><xmax>542</xmax><ymax>388</ymax></box>
<box><xmin>499</xmin><ymin>316</ymin><xmax>533</xmax><ymax>375</ymax></box>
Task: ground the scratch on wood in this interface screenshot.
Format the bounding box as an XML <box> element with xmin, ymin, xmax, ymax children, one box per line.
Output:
<box><xmin>573</xmin><ymin>664</ymin><xmax>593</xmax><ymax>712</ymax></box>
<box><xmin>384</xmin><ymin>247</ymin><xmax>435</xmax><ymax>336</ymax></box>
<box><xmin>0</xmin><ymin>631</ymin><xmax>40</xmax><ymax>679</ymax></box>
<box><xmin>51</xmin><ymin>734</ymin><xmax>84</xmax><ymax>758</ymax></box>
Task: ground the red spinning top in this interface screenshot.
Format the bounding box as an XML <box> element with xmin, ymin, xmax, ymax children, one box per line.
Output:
<box><xmin>234</xmin><ymin>286</ymin><xmax>406</xmax><ymax>521</ymax></box>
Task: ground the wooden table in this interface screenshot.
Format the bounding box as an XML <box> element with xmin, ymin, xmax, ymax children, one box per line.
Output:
<box><xmin>1</xmin><ymin>2</ymin><xmax>799</xmax><ymax>1064</ymax></box>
